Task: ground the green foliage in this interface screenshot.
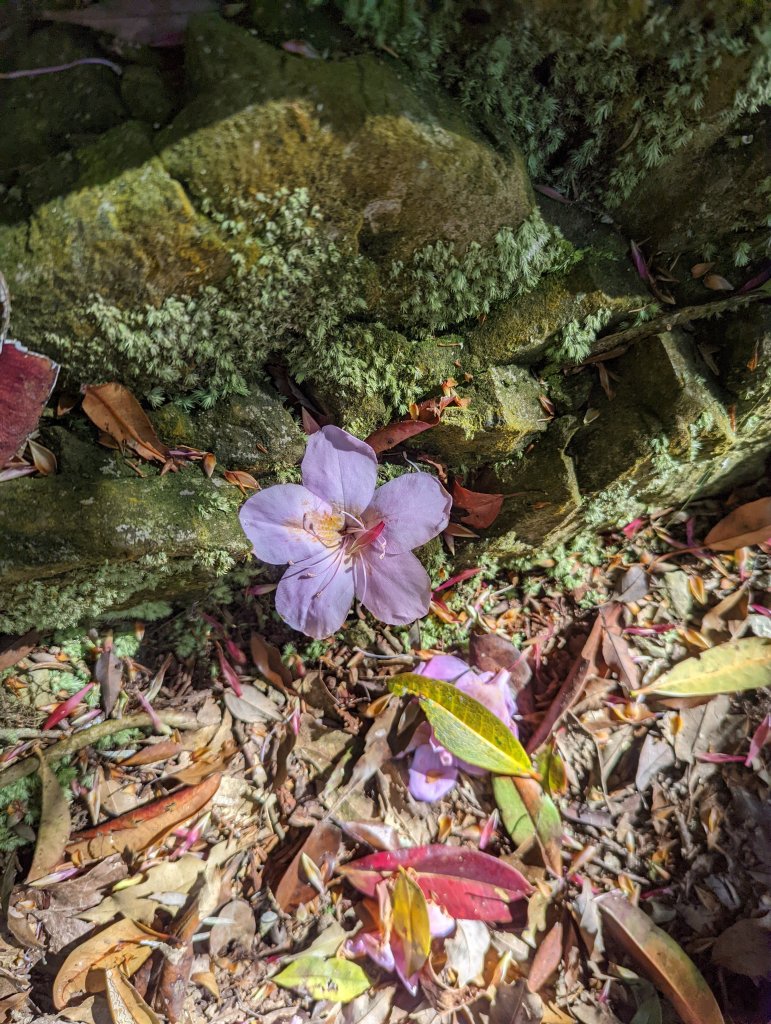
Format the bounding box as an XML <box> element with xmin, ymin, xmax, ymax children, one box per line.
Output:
<box><xmin>548</xmin><ymin>307</ymin><xmax>614</xmax><ymax>363</ymax></box>
<box><xmin>391</xmin><ymin>208</ymin><xmax>578</xmax><ymax>333</ymax></box>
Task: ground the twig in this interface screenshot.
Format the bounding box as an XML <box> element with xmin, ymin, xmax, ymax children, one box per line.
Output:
<box><xmin>0</xmin><ymin>711</ymin><xmax>199</xmax><ymax>789</ymax></box>
<box><xmin>571</xmin><ymin>292</ymin><xmax>768</xmax><ymax>367</ymax></box>
<box><xmin>0</xmin><ymin>57</ymin><xmax>122</xmax><ymax>80</ymax></box>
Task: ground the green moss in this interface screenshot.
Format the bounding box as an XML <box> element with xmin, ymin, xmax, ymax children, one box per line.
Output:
<box><xmin>390</xmin><ymin>207</ymin><xmax>578</xmax><ymax>333</ymax></box>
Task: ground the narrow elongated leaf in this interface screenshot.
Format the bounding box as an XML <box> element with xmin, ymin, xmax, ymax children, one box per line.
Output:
<box><xmin>391</xmin><ymin>869</ymin><xmax>431</xmax><ymax>977</ymax></box>
<box><xmin>636</xmin><ymin>637</ymin><xmax>771</xmax><ymax>697</ymax></box>
<box><xmin>27</xmin><ymin>751</ymin><xmax>71</xmax><ymax>882</ymax></box>
<box><xmin>340</xmin><ymin>844</ymin><xmax>532</xmax><ymax>923</ymax></box>
<box><xmin>67</xmin><ymin>774</ymin><xmax>221</xmax><ymax>863</ymax></box>
<box><xmin>704</xmin><ymin>497</ymin><xmax>771</xmax><ymax>551</ymax></box>
<box><xmin>493</xmin><ymin>775</ymin><xmax>562</xmax><ymax>877</ymax></box>
<box><xmin>388</xmin><ymin>674</ymin><xmax>532</xmax><ymax>776</ymax></box>
<box><xmin>273</xmin><ymin>957</ymin><xmax>371</xmax><ymax>1003</ymax></box>
<box><xmin>597</xmin><ymin>893</ymin><xmax>725</xmax><ymax>1024</ymax></box>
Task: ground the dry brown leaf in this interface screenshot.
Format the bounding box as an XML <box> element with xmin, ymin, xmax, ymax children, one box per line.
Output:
<box><xmin>527</xmin><ymin>919</ymin><xmax>563</xmax><ymax>993</ymax></box>
<box><xmin>105</xmin><ymin>968</ymin><xmax>162</xmax><ymax>1024</ymax></box>
<box><xmin>703</xmin><ymin>273</ymin><xmax>733</xmax><ymax>291</ymax></box>
<box><xmin>700</xmin><ymin>586</ymin><xmax>750</xmax><ymax>644</ymax></box>
<box><xmin>67</xmin><ymin>774</ymin><xmax>221</xmax><ymax>863</ymax></box>
<box><xmin>275</xmin><ymin>821</ymin><xmax>341</xmax><ymax>912</ymax></box>
<box><xmin>704</xmin><ymin>497</ymin><xmax>771</xmax><ymax>551</ymax></box>
<box><xmin>53</xmin><ymin>920</ymin><xmax>156</xmax><ymax>1009</ymax></box>
<box><xmin>81</xmin><ymin>383</ymin><xmax>168</xmax><ymax>463</ymax></box>
<box><xmin>95</xmin><ymin>642</ymin><xmax>124</xmax><ymax>718</ymax></box>
<box><xmin>27</xmin><ymin>751</ymin><xmax>72</xmax><ymax>882</ymax></box>
<box><xmin>597</xmin><ymin>893</ymin><xmax>724</xmax><ymax>1024</ymax></box>
<box><xmin>250</xmin><ymin>634</ymin><xmax>293</xmax><ymax>693</ymax></box>
<box><xmin>690</xmin><ymin>262</ymin><xmax>715</xmax><ymax>278</ymax></box>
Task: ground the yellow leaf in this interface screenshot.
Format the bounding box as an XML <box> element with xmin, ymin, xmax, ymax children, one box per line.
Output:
<box><xmin>392</xmin><ymin>868</ymin><xmax>431</xmax><ymax>977</ymax></box>
<box><xmin>388</xmin><ymin>674</ymin><xmax>532</xmax><ymax>776</ymax></box>
<box><xmin>636</xmin><ymin>637</ymin><xmax>771</xmax><ymax>697</ymax></box>
<box><xmin>272</xmin><ymin>956</ymin><xmax>370</xmax><ymax>1003</ymax></box>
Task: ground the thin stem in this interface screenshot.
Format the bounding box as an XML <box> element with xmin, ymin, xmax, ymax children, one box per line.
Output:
<box><xmin>0</xmin><ymin>57</ymin><xmax>122</xmax><ymax>80</ymax></box>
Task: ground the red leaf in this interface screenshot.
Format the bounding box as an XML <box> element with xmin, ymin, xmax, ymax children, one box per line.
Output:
<box><xmin>452</xmin><ymin>480</ymin><xmax>504</xmax><ymax>530</ymax></box>
<box><xmin>432</xmin><ymin>568</ymin><xmax>483</xmax><ymax>596</ymax></box>
<box><xmin>340</xmin><ymin>844</ymin><xmax>532</xmax><ymax>923</ymax></box>
<box><xmin>0</xmin><ymin>341</ymin><xmax>59</xmax><ymax>468</ymax></box>
<box><xmin>364</xmin><ymin>419</ymin><xmax>434</xmax><ymax>454</ymax></box>
<box><xmin>527</xmin><ymin>919</ymin><xmax>564</xmax><ymax>992</ymax></box>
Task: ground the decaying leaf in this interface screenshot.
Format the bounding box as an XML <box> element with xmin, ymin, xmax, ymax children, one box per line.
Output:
<box><xmin>391</xmin><ymin>868</ymin><xmax>431</xmax><ymax>978</ymax></box>
<box><xmin>67</xmin><ymin>773</ymin><xmax>221</xmax><ymax>863</ymax></box>
<box><xmin>0</xmin><ymin>340</ymin><xmax>59</xmax><ymax>468</ymax></box>
<box><xmin>703</xmin><ymin>273</ymin><xmax>733</xmax><ymax>291</ymax></box>
<box><xmin>527</xmin><ymin>919</ymin><xmax>563</xmax><ymax>993</ymax></box>
<box><xmin>250</xmin><ymin>633</ymin><xmax>293</xmax><ymax>693</ymax></box>
<box><xmin>105</xmin><ymin>968</ymin><xmax>162</xmax><ymax>1024</ymax></box>
<box><xmin>208</xmin><ymin>900</ymin><xmax>256</xmax><ymax>958</ymax></box>
<box><xmin>637</xmin><ymin>637</ymin><xmax>771</xmax><ymax>698</ymax></box>
<box><xmin>27</xmin><ymin>750</ymin><xmax>72</xmax><ymax>883</ymax></box>
<box><xmin>445</xmin><ymin>919</ymin><xmax>490</xmax><ymax>987</ymax></box>
<box><xmin>53</xmin><ymin>919</ymin><xmax>157</xmax><ymax>1009</ymax></box>
<box><xmin>597</xmin><ymin>893</ymin><xmax>724</xmax><ymax>1024</ymax></box>
<box><xmin>223</xmin><ymin>683</ymin><xmax>284</xmax><ymax>723</ymax></box>
<box><xmin>704</xmin><ymin>497</ymin><xmax>771</xmax><ymax>551</ymax></box>
<box><xmin>452</xmin><ymin>480</ymin><xmax>505</xmax><ymax>529</ymax></box>
<box><xmin>81</xmin><ymin>383</ymin><xmax>169</xmax><ymax>463</ymax></box>
<box><xmin>273</xmin><ymin>957</ymin><xmax>371</xmax><ymax>1003</ymax></box>
<box><xmin>711</xmin><ymin>917</ymin><xmax>771</xmax><ymax>979</ymax></box>
<box><xmin>388</xmin><ymin>673</ymin><xmax>532</xmax><ymax>776</ymax></box>
<box><xmin>364</xmin><ymin>418</ymin><xmax>434</xmax><ymax>453</ymax></box>
<box><xmin>275</xmin><ymin>821</ymin><xmax>342</xmax><ymax>912</ymax></box>
<box><xmin>700</xmin><ymin>586</ymin><xmax>750</xmax><ymax>644</ymax></box>
<box><xmin>95</xmin><ymin>641</ymin><xmax>124</xmax><ymax>718</ymax></box>
<box><xmin>341</xmin><ymin>844</ymin><xmax>532</xmax><ymax>923</ymax></box>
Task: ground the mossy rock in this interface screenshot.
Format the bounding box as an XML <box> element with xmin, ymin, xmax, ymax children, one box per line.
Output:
<box><xmin>120</xmin><ymin>65</ymin><xmax>177</xmax><ymax>126</ymax></box>
<box><xmin>418</xmin><ymin>364</ymin><xmax>546</xmax><ymax>465</ymax></box>
<box><xmin>473</xmin><ymin>417</ymin><xmax>581</xmax><ymax>549</ymax></box>
<box><xmin>160</xmin><ymin>14</ymin><xmax>534</xmax><ymax>266</ymax></box>
<box><xmin>0</xmin><ymin>26</ymin><xmax>126</xmax><ymax>183</ymax></box>
<box><xmin>0</xmin><ymin>121</ymin><xmax>231</xmax><ymax>369</ymax></box>
<box><xmin>0</xmin><ymin>436</ymin><xmax>250</xmax><ymax>633</ymax></box>
<box><xmin>151</xmin><ymin>384</ymin><xmax>306</xmax><ymax>473</ymax></box>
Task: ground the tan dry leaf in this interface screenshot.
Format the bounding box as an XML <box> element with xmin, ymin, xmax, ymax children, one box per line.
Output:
<box><xmin>705</xmin><ymin>497</ymin><xmax>771</xmax><ymax>551</ymax></box>
<box><xmin>105</xmin><ymin>968</ymin><xmax>161</xmax><ymax>1024</ymax></box>
<box><xmin>690</xmin><ymin>262</ymin><xmax>715</xmax><ymax>278</ymax></box>
<box><xmin>703</xmin><ymin>273</ymin><xmax>733</xmax><ymax>291</ymax></box>
<box><xmin>700</xmin><ymin>586</ymin><xmax>750</xmax><ymax>645</ymax></box>
<box><xmin>27</xmin><ymin>751</ymin><xmax>72</xmax><ymax>882</ymax></box>
<box><xmin>53</xmin><ymin>920</ymin><xmax>155</xmax><ymax>1009</ymax></box>
<box><xmin>81</xmin><ymin>383</ymin><xmax>168</xmax><ymax>463</ymax></box>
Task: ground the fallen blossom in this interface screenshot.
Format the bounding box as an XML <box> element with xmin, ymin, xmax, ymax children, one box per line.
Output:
<box><xmin>239</xmin><ymin>426</ymin><xmax>451</xmax><ymax>638</ymax></box>
<box><xmin>406</xmin><ymin>655</ymin><xmax>518</xmax><ymax>801</ymax></box>
<box><xmin>345</xmin><ymin>880</ymin><xmax>455</xmax><ymax>994</ymax></box>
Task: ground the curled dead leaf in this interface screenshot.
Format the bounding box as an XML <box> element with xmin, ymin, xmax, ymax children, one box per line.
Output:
<box><xmin>81</xmin><ymin>383</ymin><xmax>168</xmax><ymax>463</ymax></box>
<box><xmin>53</xmin><ymin>919</ymin><xmax>158</xmax><ymax>1009</ymax></box>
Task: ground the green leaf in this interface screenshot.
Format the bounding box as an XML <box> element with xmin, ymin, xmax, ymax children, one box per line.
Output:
<box><xmin>636</xmin><ymin>637</ymin><xmax>771</xmax><ymax>697</ymax></box>
<box><xmin>388</xmin><ymin>674</ymin><xmax>532</xmax><ymax>775</ymax></box>
<box><xmin>493</xmin><ymin>775</ymin><xmax>562</xmax><ymax>876</ymax></box>
<box><xmin>273</xmin><ymin>956</ymin><xmax>371</xmax><ymax>1003</ymax></box>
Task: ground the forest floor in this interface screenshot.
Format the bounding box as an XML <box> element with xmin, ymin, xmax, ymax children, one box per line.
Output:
<box><xmin>1</xmin><ymin>493</ymin><xmax>770</xmax><ymax>1024</ymax></box>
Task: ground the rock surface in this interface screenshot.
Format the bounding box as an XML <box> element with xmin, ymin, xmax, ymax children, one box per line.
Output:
<box><xmin>0</xmin><ymin>7</ymin><xmax>769</xmax><ymax>630</ymax></box>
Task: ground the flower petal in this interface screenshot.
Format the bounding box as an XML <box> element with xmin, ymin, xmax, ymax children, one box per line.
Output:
<box><xmin>417</xmin><ymin>654</ymin><xmax>481</xmax><ymax>685</ymax></box>
<box><xmin>408</xmin><ymin>742</ymin><xmax>458</xmax><ymax>801</ymax></box>
<box><xmin>365</xmin><ymin>473</ymin><xmax>451</xmax><ymax>553</ymax></box>
<box><xmin>355</xmin><ymin>550</ymin><xmax>431</xmax><ymax>625</ymax></box>
<box><xmin>301</xmin><ymin>425</ymin><xmax>378</xmax><ymax>516</ymax></box>
<box><xmin>239</xmin><ymin>484</ymin><xmax>331</xmax><ymax>564</ymax></box>
<box><xmin>275</xmin><ymin>550</ymin><xmax>355</xmax><ymax>638</ymax></box>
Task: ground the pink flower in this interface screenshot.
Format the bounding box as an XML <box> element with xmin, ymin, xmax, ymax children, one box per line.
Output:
<box><xmin>407</xmin><ymin>655</ymin><xmax>520</xmax><ymax>802</ymax></box>
<box><xmin>344</xmin><ymin>880</ymin><xmax>455</xmax><ymax>994</ymax></box>
<box><xmin>239</xmin><ymin>426</ymin><xmax>451</xmax><ymax>639</ymax></box>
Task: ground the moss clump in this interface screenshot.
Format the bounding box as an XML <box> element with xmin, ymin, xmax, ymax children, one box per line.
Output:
<box><xmin>389</xmin><ymin>207</ymin><xmax>578</xmax><ymax>333</ymax></box>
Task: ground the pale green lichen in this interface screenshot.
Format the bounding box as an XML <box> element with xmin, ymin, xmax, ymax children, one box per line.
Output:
<box><xmin>548</xmin><ymin>306</ymin><xmax>615</xmax><ymax>363</ymax></box>
<box><xmin>390</xmin><ymin>208</ymin><xmax>578</xmax><ymax>333</ymax></box>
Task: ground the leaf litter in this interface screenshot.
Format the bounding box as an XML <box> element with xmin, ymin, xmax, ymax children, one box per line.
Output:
<box><xmin>1</xmin><ymin>492</ymin><xmax>770</xmax><ymax>1024</ymax></box>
